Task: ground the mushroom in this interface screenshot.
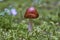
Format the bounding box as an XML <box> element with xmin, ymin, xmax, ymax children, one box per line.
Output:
<box><xmin>24</xmin><ymin>6</ymin><xmax>39</xmax><ymax>32</ymax></box>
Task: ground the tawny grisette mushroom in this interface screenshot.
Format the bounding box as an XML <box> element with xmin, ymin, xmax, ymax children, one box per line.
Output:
<box><xmin>24</xmin><ymin>6</ymin><xmax>39</xmax><ymax>32</ymax></box>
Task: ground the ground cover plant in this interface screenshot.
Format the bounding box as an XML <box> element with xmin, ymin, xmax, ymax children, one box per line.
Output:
<box><xmin>0</xmin><ymin>0</ymin><xmax>60</xmax><ymax>40</ymax></box>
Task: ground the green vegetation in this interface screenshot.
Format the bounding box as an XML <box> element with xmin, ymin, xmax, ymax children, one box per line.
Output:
<box><xmin>0</xmin><ymin>0</ymin><xmax>59</xmax><ymax>40</ymax></box>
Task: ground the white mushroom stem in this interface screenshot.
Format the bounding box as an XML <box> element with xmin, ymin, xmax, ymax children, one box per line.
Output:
<box><xmin>28</xmin><ymin>19</ymin><xmax>33</xmax><ymax>32</ymax></box>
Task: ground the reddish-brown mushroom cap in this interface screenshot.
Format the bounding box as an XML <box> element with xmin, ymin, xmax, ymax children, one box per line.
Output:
<box><xmin>24</xmin><ymin>7</ymin><xmax>39</xmax><ymax>19</ymax></box>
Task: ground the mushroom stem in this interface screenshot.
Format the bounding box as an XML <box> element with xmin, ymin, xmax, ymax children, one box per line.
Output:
<box><xmin>28</xmin><ymin>19</ymin><xmax>33</xmax><ymax>32</ymax></box>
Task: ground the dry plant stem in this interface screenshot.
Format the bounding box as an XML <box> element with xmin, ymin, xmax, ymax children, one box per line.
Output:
<box><xmin>28</xmin><ymin>19</ymin><xmax>33</xmax><ymax>32</ymax></box>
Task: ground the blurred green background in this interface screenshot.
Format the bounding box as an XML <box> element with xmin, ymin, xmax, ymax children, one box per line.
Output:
<box><xmin>0</xmin><ymin>0</ymin><xmax>60</xmax><ymax>40</ymax></box>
